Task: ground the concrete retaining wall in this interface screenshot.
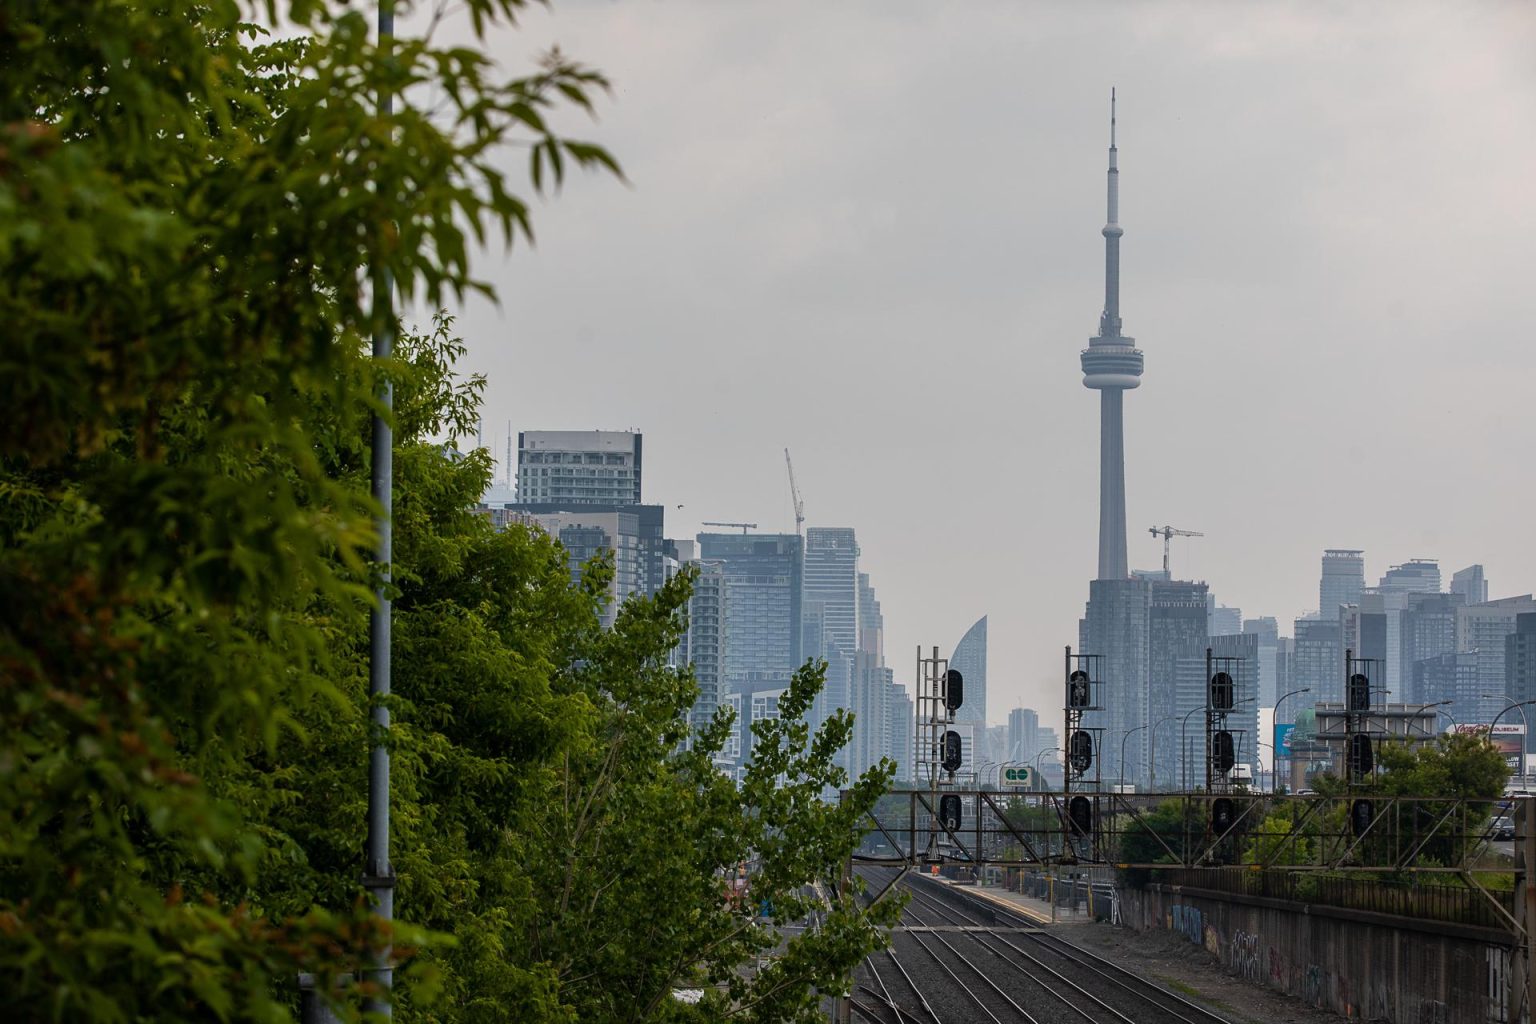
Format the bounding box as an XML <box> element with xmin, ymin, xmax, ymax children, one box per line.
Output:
<box><xmin>1118</xmin><ymin>882</ymin><xmax>1517</xmax><ymax>1023</ymax></box>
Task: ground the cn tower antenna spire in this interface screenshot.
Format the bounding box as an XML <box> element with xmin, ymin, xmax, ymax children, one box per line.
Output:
<box><xmin>1080</xmin><ymin>89</ymin><xmax>1144</xmax><ymax>582</ymax></box>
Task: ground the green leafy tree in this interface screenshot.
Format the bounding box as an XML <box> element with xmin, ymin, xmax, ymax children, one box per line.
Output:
<box><xmin>3</xmin><ymin>4</ymin><xmax>901</xmax><ymax>1018</ymax></box>
<box><xmin>1</xmin><ymin>0</ymin><xmax>611</xmax><ymax>1018</ymax></box>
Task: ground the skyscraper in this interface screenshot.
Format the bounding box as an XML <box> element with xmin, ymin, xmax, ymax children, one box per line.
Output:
<box><xmin>1451</xmin><ymin>565</ymin><xmax>1489</xmax><ymax>606</ymax></box>
<box><xmin>1377</xmin><ymin>560</ymin><xmax>1441</xmax><ymax>695</ymax></box>
<box><xmin>1293</xmin><ymin>615</ymin><xmax>1344</xmax><ymax>705</ymax></box>
<box><xmin>1507</xmin><ymin>615</ymin><xmax>1536</xmax><ymax>755</ymax></box>
<box><xmin>696</xmin><ymin>531</ymin><xmax>803</xmax><ymax>689</ymax></box>
<box><xmin>949</xmin><ymin>616</ymin><xmax>988</xmax><ymax>728</ymax></box>
<box><xmin>1319</xmin><ymin>549</ymin><xmax>1365</xmax><ymax>621</ymax></box>
<box><xmin>1080</xmin><ymin>90</ymin><xmax>1143</xmax><ymax>582</ymax></box>
<box><xmin>803</xmin><ymin>527</ymin><xmax>860</xmax><ymax>659</ymax></box>
<box><xmin>1457</xmin><ymin>596</ymin><xmax>1536</xmax><ymax>722</ymax></box>
<box><xmin>516</xmin><ymin>430</ymin><xmax>642</xmax><ymax>505</ymax></box>
<box><xmin>684</xmin><ymin>560</ymin><xmax>726</xmax><ymax>741</ymax></box>
<box><xmin>803</xmin><ymin>527</ymin><xmax>860</xmax><ymax>754</ymax></box>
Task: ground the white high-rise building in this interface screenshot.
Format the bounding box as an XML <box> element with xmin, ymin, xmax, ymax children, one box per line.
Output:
<box><xmin>516</xmin><ymin>429</ymin><xmax>642</xmax><ymax>505</ymax></box>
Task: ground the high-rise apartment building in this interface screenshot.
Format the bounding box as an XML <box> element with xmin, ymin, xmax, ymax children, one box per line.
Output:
<box><xmin>513</xmin><ymin>508</ymin><xmax>644</xmax><ymax>628</ymax></box>
<box><xmin>696</xmin><ymin>532</ymin><xmax>803</xmax><ymax>689</ymax></box>
<box><xmin>1082</xmin><ymin>578</ymin><xmax>1152</xmax><ymax>786</ymax></box>
<box><xmin>1458</xmin><ymin>596</ymin><xmax>1536</xmax><ymax>722</ymax></box>
<box><xmin>949</xmin><ymin>616</ymin><xmax>988</xmax><ymax>728</ymax></box>
<box><xmin>1319</xmin><ymin>549</ymin><xmax>1366</xmax><ymax>621</ymax></box>
<box><xmin>1401</xmin><ymin>592</ymin><xmax>1463</xmax><ymax>701</ymax></box>
<box><xmin>1149</xmin><ymin>581</ymin><xmax>1210</xmax><ymax>780</ymax></box>
<box><xmin>1244</xmin><ymin>617</ymin><xmax>1281</xmax><ymax>707</ymax></box>
<box><xmin>1413</xmin><ymin>652</ymin><xmax>1478</xmax><ymax>717</ymax></box>
<box><xmin>1451</xmin><ymin>565</ymin><xmax>1489</xmax><ymax>606</ymax></box>
<box><xmin>1507</xmin><ymin>615</ymin><xmax>1536</xmax><ymax>753</ymax></box>
<box><xmin>1008</xmin><ymin>707</ymin><xmax>1040</xmax><ymax>763</ymax></box>
<box><xmin>803</xmin><ymin>527</ymin><xmax>861</xmax><ymax>745</ymax></box>
<box><xmin>803</xmin><ymin>528</ymin><xmax>860</xmax><ymax>658</ymax></box>
<box><xmin>512</xmin><ymin>502</ymin><xmax>672</xmax><ymax>618</ymax></box>
<box><xmin>1340</xmin><ymin>594</ymin><xmax>1388</xmax><ymax>670</ymax></box>
<box><xmin>1207</xmin><ymin>600</ymin><xmax>1241</xmax><ymax>639</ymax></box>
<box><xmin>516</xmin><ymin>430</ymin><xmax>642</xmax><ymax>505</ymax></box>
<box><xmin>1377</xmin><ymin>559</ymin><xmax>1441</xmax><ymax>696</ymax></box>
<box><xmin>1293</xmin><ymin>616</ymin><xmax>1344</xmax><ymax>705</ymax></box>
<box><xmin>684</xmin><ymin>560</ymin><xmax>726</xmax><ymax>741</ymax></box>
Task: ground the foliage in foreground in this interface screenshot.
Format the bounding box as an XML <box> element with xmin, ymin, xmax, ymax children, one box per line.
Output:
<box><xmin>1</xmin><ymin>1</ymin><xmax>896</xmax><ymax>1020</ymax></box>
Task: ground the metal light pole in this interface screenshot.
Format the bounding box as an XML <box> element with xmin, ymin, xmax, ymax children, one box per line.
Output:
<box><xmin>1119</xmin><ymin>723</ymin><xmax>1149</xmax><ymax>791</ymax></box>
<box><xmin>1254</xmin><ymin>741</ymin><xmax>1275</xmax><ymax>793</ymax></box>
<box><xmin>1408</xmin><ymin>699</ymin><xmax>1454</xmax><ymax>741</ymax></box>
<box><xmin>1147</xmin><ymin>715</ymin><xmax>1175</xmax><ymax>791</ymax></box>
<box><xmin>1032</xmin><ymin>747</ymin><xmax>1061</xmax><ymax>790</ymax></box>
<box><xmin>1485</xmin><ymin>695</ymin><xmax>1536</xmax><ymax>787</ymax></box>
<box><xmin>364</xmin><ymin>1</ymin><xmax>397</xmax><ymax>1018</ymax></box>
<box><xmin>1179</xmin><ymin>705</ymin><xmax>1206</xmax><ymax>792</ymax></box>
<box><xmin>1272</xmin><ymin>687</ymin><xmax>1310</xmax><ymax>795</ymax></box>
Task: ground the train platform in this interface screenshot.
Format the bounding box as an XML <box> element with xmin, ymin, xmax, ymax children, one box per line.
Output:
<box><xmin>926</xmin><ymin>875</ymin><xmax>1097</xmax><ymax>925</ymax></box>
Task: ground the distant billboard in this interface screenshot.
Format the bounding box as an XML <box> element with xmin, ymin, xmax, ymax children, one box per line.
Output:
<box><xmin>1274</xmin><ymin>723</ymin><xmax>1297</xmax><ymax>758</ymax></box>
<box><xmin>1451</xmin><ymin>723</ymin><xmax>1525</xmax><ymax>774</ymax></box>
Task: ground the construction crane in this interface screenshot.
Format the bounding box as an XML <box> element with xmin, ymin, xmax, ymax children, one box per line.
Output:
<box><xmin>1148</xmin><ymin>525</ymin><xmax>1204</xmax><ymax>576</ymax></box>
<box><xmin>703</xmin><ymin>521</ymin><xmax>758</xmax><ymax>534</ymax></box>
<box><xmin>784</xmin><ymin>448</ymin><xmax>805</xmax><ymax>537</ymax></box>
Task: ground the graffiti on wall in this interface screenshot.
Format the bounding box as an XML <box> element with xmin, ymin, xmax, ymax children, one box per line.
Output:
<box><xmin>1169</xmin><ymin>904</ymin><xmax>1202</xmax><ymax>945</ymax></box>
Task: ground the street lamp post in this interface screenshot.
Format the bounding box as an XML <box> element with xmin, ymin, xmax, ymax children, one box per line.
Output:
<box><xmin>1179</xmin><ymin>704</ymin><xmax>1206</xmax><ymax>792</ymax></box>
<box><xmin>1148</xmin><ymin>715</ymin><xmax>1176</xmax><ymax>791</ymax></box>
<box><xmin>1409</xmin><ymin>699</ymin><xmax>1454</xmax><ymax>741</ymax></box>
<box><xmin>1180</xmin><ymin>697</ymin><xmax>1255</xmax><ymax>792</ymax></box>
<box><xmin>1272</xmin><ymin>687</ymin><xmax>1311</xmax><ymax>794</ymax></box>
<box><xmin>1484</xmin><ymin>695</ymin><xmax>1536</xmax><ymax>787</ymax></box>
<box><xmin>1119</xmin><ymin>723</ymin><xmax>1150</xmax><ymax>791</ymax></box>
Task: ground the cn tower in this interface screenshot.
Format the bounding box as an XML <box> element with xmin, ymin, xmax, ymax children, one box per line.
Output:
<box><xmin>1080</xmin><ymin>89</ymin><xmax>1144</xmax><ymax>581</ymax></box>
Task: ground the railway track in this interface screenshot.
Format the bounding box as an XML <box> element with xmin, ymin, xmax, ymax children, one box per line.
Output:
<box><xmin>851</xmin><ymin>867</ymin><xmax>1235</xmax><ymax>1024</ymax></box>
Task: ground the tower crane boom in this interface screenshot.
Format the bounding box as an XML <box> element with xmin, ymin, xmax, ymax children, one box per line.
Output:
<box><xmin>784</xmin><ymin>448</ymin><xmax>805</xmax><ymax>537</ymax></box>
<box><xmin>1148</xmin><ymin>525</ymin><xmax>1204</xmax><ymax>576</ymax></box>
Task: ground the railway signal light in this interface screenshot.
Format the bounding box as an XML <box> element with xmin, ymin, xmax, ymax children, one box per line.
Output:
<box><xmin>1068</xmin><ymin>729</ymin><xmax>1093</xmax><ymax>773</ymax></box>
<box><xmin>943</xmin><ymin>669</ymin><xmax>964</xmax><ymax>713</ymax></box>
<box><xmin>941</xmin><ymin>730</ymin><xmax>963</xmax><ymax>773</ymax></box>
<box><xmin>1351</xmin><ymin>798</ymin><xmax>1375</xmax><ymax>837</ymax></box>
<box><xmin>1348</xmin><ymin>673</ymin><xmax>1371</xmax><ymax>712</ymax></box>
<box><xmin>1209</xmin><ymin>671</ymin><xmax>1235</xmax><ymax>711</ymax></box>
<box><xmin>939</xmin><ymin>794</ymin><xmax>962</xmax><ymax>833</ymax></box>
<box><xmin>1068</xmin><ymin>669</ymin><xmax>1091</xmax><ymax>709</ymax></box>
<box><xmin>1212</xmin><ymin>797</ymin><xmax>1236</xmax><ymax>833</ymax></box>
<box><xmin>1212</xmin><ymin>730</ymin><xmax>1236</xmax><ymax>775</ymax></box>
<box><xmin>1349</xmin><ymin>733</ymin><xmax>1374</xmax><ymax>777</ymax></box>
<box><xmin>1068</xmin><ymin>795</ymin><xmax>1094</xmax><ymax>837</ymax></box>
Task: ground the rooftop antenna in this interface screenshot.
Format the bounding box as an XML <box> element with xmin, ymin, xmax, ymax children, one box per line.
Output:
<box><xmin>506</xmin><ymin>421</ymin><xmax>513</xmax><ymax>490</ymax></box>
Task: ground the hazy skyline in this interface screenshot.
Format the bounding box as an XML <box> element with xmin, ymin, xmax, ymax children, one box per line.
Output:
<box><xmin>421</xmin><ymin>2</ymin><xmax>1536</xmax><ymax>721</ymax></box>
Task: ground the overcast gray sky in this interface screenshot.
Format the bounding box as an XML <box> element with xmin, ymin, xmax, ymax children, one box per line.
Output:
<box><xmin>422</xmin><ymin>1</ymin><xmax>1536</xmax><ymax>722</ymax></box>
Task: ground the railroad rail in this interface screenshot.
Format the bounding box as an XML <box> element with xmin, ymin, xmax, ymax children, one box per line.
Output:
<box><xmin>850</xmin><ymin>866</ymin><xmax>1234</xmax><ymax>1024</ymax></box>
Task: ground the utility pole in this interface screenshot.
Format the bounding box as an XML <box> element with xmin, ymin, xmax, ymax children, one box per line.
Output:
<box><xmin>364</xmin><ymin>1</ymin><xmax>397</xmax><ymax>1017</ymax></box>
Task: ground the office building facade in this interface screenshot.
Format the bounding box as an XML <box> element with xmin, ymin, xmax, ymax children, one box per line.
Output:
<box><xmin>696</xmin><ymin>532</ymin><xmax>804</xmax><ymax>690</ymax></box>
<box><xmin>1319</xmin><ymin>549</ymin><xmax>1366</xmax><ymax>621</ymax></box>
